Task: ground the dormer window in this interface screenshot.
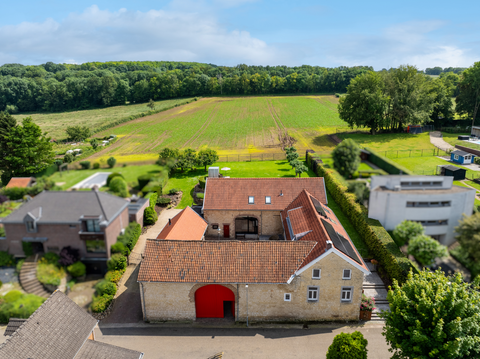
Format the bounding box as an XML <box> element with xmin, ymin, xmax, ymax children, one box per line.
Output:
<box><xmin>265</xmin><ymin>196</ymin><xmax>271</xmax><ymax>204</ymax></box>
<box><xmin>26</xmin><ymin>220</ymin><xmax>36</xmax><ymax>233</ymax></box>
<box><xmin>248</xmin><ymin>196</ymin><xmax>254</xmax><ymax>204</ymax></box>
<box><xmin>85</xmin><ymin>219</ymin><xmax>101</xmax><ymax>232</ymax></box>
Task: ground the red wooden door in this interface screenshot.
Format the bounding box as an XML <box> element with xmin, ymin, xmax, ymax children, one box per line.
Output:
<box><xmin>195</xmin><ymin>285</ymin><xmax>235</xmax><ymax>318</ymax></box>
<box><xmin>223</xmin><ymin>225</ymin><xmax>230</xmax><ymax>238</ymax></box>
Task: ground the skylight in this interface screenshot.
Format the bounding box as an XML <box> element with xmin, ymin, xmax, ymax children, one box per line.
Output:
<box><xmin>265</xmin><ymin>196</ymin><xmax>271</xmax><ymax>204</ymax></box>
<box><xmin>248</xmin><ymin>196</ymin><xmax>254</xmax><ymax>204</ymax></box>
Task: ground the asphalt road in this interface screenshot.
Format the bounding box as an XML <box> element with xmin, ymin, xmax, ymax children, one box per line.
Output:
<box><xmin>96</xmin><ymin>324</ymin><xmax>391</xmax><ymax>359</ymax></box>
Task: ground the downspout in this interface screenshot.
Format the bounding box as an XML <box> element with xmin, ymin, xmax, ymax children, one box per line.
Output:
<box><xmin>236</xmin><ymin>284</ymin><xmax>239</xmax><ymax>321</ymax></box>
<box><xmin>140</xmin><ymin>282</ymin><xmax>147</xmax><ymax>322</ymax></box>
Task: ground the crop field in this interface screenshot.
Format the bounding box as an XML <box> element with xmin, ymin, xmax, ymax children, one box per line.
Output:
<box><xmin>12</xmin><ymin>98</ymin><xmax>194</xmax><ymax>140</ymax></box>
<box><xmin>89</xmin><ymin>95</ymin><xmax>345</xmax><ymax>162</ymax></box>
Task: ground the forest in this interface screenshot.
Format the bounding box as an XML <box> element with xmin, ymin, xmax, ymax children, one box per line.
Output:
<box><xmin>0</xmin><ymin>61</ymin><xmax>372</xmax><ymax>113</ymax></box>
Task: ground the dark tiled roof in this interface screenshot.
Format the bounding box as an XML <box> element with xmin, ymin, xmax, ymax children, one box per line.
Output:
<box><xmin>203</xmin><ymin>178</ymin><xmax>326</xmax><ymax>211</ymax></box>
<box><xmin>157</xmin><ymin>206</ymin><xmax>208</xmax><ymax>240</ymax></box>
<box><xmin>3</xmin><ymin>318</ymin><xmax>26</xmax><ymax>336</ymax></box>
<box><xmin>281</xmin><ymin>190</ymin><xmax>368</xmax><ymax>271</ymax></box>
<box><xmin>1</xmin><ymin>191</ymin><xmax>128</xmax><ymax>224</ymax></box>
<box><xmin>443</xmin><ymin>165</ymin><xmax>465</xmax><ymax>172</ymax></box>
<box><xmin>76</xmin><ymin>339</ymin><xmax>143</xmax><ymax>359</ymax></box>
<box><xmin>138</xmin><ymin>240</ymin><xmax>316</xmax><ymax>283</ymax></box>
<box><xmin>0</xmin><ymin>291</ymin><xmax>97</xmax><ymax>359</ymax></box>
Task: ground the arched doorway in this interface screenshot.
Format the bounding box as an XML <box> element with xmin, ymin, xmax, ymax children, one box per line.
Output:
<box><xmin>195</xmin><ymin>284</ymin><xmax>235</xmax><ymax>318</ymax></box>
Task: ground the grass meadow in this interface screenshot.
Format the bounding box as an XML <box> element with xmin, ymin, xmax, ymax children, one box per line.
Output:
<box><xmin>88</xmin><ymin>95</ymin><xmax>345</xmax><ymax>162</ymax></box>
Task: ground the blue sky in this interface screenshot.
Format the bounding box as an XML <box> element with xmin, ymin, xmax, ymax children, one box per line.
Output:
<box><xmin>0</xmin><ymin>0</ymin><xmax>478</xmax><ymax>69</ymax></box>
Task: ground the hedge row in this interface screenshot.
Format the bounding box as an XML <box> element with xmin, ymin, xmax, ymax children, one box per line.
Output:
<box><xmin>306</xmin><ymin>151</ymin><xmax>417</xmax><ymax>284</ymax></box>
<box><xmin>364</xmin><ymin>147</ymin><xmax>414</xmax><ymax>175</ymax></box>
<box><xmin>91</xmin><ymin>98</ymin><xmax>199</xmax><ymax>136</ymax></box>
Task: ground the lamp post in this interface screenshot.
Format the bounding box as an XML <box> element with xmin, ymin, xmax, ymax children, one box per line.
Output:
<box><xmin>245</xmin><ymin>284</ymin><xmax>249</xmax><ymax>327</ymax></box>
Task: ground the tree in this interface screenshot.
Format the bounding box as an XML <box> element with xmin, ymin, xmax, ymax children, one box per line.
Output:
<box><xmin>0</xmin><ymin>117</ymin><xmax>54</xmax><ymax>185</ymax></box>
<box><xmin>176</xmin><ymin>148</ymin><xmax>197</xmax><ymax>171</ymax></box>
<box><xmin>157</xmin><ymin>147</ymin><xmax>180</xmax><ymax>168</ymax></box>
<box><xmin>109</xmin><ymin>177</ymin><xmax>129</xmax><ymax>198</ymax></box>
<box><xmin>147</xmin><ymin>99</ymin><xmax>155</xmax><ymax>110</ymax></box>
<box><xmin>456</xmin><ymin>61</ymin><xmax>480</xmax><ymax>127</ymax></box>
<box><xmin>197</xmin><ymin>148</ymin><xmax>219</xmax><ymax>171</ymax></box>
<box><xmin>382</xmin><ymin>270</ymin><xmax>480</xmax><ymax>359</ymax></box>
<box><xmin>285</xmin><ymin>146</ymin><xmax>297</xmax><ymax>154</ymax></box>
<box><xmin>428</xmin><ymin>77</ymin><xmax>455</xmax><ymax>124</ymax></box>
<box><xmin>455</xmin><ymin>212</ymin><xmax>480</xmax><ymax>262</ymax></box>
<box><xmin>287</xmin><ymin>151</ymin><xmax>299</xmax><ymax>168</ymax></box>
<box><xmin>407</xmin><ymin>234</ymin><xmax>448</xmax><ymax>266</ymax></box>
<box><xmin>0</xmin><ymin>112</ymin><xmax>17</xmax><ymax>185</ymax></box>
<box><xmin>347</xmin><ymin>182</ymin><xmax>369</xmax><ymax>204</ymax></box>
<box><xmin>392</xmin><ymin>220</ymin><xmax>424</xmax><ymax>247</ymax></box>
<box><xmin>332</xmin><ymin>139</ymin><xmax>360</xmax><ymax>178</ymax></box>
<box><xmin>63</xmin><ymin>153</ymin><xmax>74</xmax><ymax>163</ymax></box>
<box><xmin>294</xmin><ymin>163</ymin><xmax>308</xmax><ymax>177</ymax></box>
<box><xmin>65</xmin><ymin>125</ymin><xmax>91</xmax><ymax>142</ymax></box>
<box><xmin>326</xmin><ymin>331</ymin><xmax>368</xmax><ymax>359</ymax></box>
<box><xmin>107</xmin><ymin>157</ymin><xmax>116</xmax><ymax>168</ymax></box>
<box><xmin>338</xmin><ymin>71</ymin><xmax>389</xmax><ymax>134</ymax></box>
<box><xmin>90</xmin><ymin>138</ymin><xmax>99</xmax><ymax>150</ymax></box>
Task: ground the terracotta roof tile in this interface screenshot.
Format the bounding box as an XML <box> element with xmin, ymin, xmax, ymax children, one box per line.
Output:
<box><xmin>138</xmin><ymin>240</ymin><xmax>317</xmax><ymax>283</ymax></box>
<box><xmin>203</xmin><ymin>178</ymin><xmax>326</xmax><ymax>211</ymax></box>
<box><xmin>157</xmin><ymin>206</ymin><xmax>207</xmax><ymax>240</ymax></box>
<box><xmin>5</xmin><ymin>177</ymin><xmax>35</xmax><ymax>188</ymax></box>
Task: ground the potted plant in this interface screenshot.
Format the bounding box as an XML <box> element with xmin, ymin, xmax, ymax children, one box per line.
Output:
<box><xmin>360</xmin><ymin>294</ymin><xmax>375</xmax><ymax>320</ymax></box>
<box><xmin>370</xmin><ymin>259</ymin><xmax>378</xmax><ymax>271</ymax></box>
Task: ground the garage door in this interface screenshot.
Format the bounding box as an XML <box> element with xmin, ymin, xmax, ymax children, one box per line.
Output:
<box><xmin>195</xmin><ymin>284</ymin><xmax>235</xmax><ymax>318</ymax></box>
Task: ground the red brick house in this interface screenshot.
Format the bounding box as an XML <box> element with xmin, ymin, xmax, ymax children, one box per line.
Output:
<box><xmin>0</xmin><ymin>190</ymin><xmax>130</xmax><ymax>271</ymax></box>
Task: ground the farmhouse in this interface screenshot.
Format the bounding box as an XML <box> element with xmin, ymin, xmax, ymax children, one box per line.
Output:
<box><xmin>0</xmin><ymin>189</ymin><xmax>134</xmax><ymax>272</ymax></box>
<box><xmin>450</xmin><ymin>150</ymin><xmax>475</xmax><ymax>165</ymax></box>
<box><xmin>0</xmin><ymin>290</ymin><xmax>143</xmax><ymax>358</ymax></box>
<box><xmin>138</xmin><ymin>178</ymin><xmax>370</xmax><ymax>323</ymax></box>
<box><xmin>368</xmin><ymin>175</ymin><xmax>475</xmax><ymax>246</ymax></box>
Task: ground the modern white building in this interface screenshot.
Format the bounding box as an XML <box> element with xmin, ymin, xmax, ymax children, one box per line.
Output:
<box><xmin>368</xmin><ymin>175</ymin><xmax>475</xmax><ymax>246</ymax></box>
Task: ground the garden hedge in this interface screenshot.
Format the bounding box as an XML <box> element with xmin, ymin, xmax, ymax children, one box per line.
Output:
<box><xmin>117</xmin><ymin>222</ymin><xmax>142</xmax><ymax>251</ymax></box>
<box><xmin>306</xmin><ymin>151</ymin><xmax>417</xmax><ymax>284</ymax></box>
<box><xmin>66</xmin><ymin>261</ymin><xmax>86</xmax><ymax>278</ymax></box>
<box><xmin>91</xmin><ymin>294</ymin><xmax>113</xmax><ymax>313</ymax></box>
<box><xmin>0</xmin><ymin>291</ymin><xmax>45</xmax><ymax>323</ymax></box>
<box><xmin>364</xmin><ymin>147</ymin><xmax>414</xmax><ymax>175</ymax></box>
<box><xmin>107</xmin><ymin>253</ymin><xmax>127</xmax><ymax>272</ymax></box>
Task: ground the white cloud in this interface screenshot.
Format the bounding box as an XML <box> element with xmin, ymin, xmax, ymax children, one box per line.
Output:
<box><xmin>0</xmin><ymin>5</ymin><xmax>290</xmax><ymax>66</ymax></box>
<box><xmin>320</xmin><ymin>20</ymin><xmax>476</xmax><ymax>70</ymax></box>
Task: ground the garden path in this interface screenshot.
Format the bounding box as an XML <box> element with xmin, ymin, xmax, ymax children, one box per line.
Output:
<box><xmin>101</xmin><ymin>208</ymin><xmax>182</xmax><ymax>324</ymax></box>
<box><xmin>430</xmin><ymin>131</ymin><xmax>454</xmax><ymax>151</ymax></box>
<box><xmin>363</xmin><ymin>262</ymin><xmax>389</xmax><ymax>321</ymax></box>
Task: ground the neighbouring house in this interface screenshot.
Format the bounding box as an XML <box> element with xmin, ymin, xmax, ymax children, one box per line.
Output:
<box><xmin>138</xmin><ymin>178</ymin><xmax>370</xmax><ymax>323</ymax></box>
<box><xmin>202</xmin><ymin>177</ymin><xmax>327</xmax><ymax>239</ymax></box>
<box><xmin>0</xmin><ymin>290</ymin><xmax>143</xmax><ymax>358</ymax></box>
<box><xmin>0</xmin><ymin>189</ymin><xmax>131</xmax><ymax>272</ymax></box>
<box><xmin>368</xmin><ymin>175</ymin><xmax>475</xmax><ymax>246</ymax></box>
<box><xmin>128</xmin><ymin>196</ymin><xmax>150</xmax><ymax>226</ymax></box>
<box><xmin>451</xmin><ymin>150</ymin><xmax>475</xmax><ymax>165</ymax></box>
<box><xmin>5</xmin><ymin>177</ymin><xmax>36</xmax><ymax>189</ymax></box>
<box><xmin>156</xmin><ymin>206</ymin><xmax>208</xmax><ymax>241</ymax></box>
<box><xmin>438</xmin><ymin>165</ymin><xmax>467</xmax><ymax>180</ymax></box>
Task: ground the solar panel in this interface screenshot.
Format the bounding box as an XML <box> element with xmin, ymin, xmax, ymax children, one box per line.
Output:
<box><xmin>321</xmin><ymin>219</ymin><xmax>362</xmax><ymax>264</ymax></box>
<box><xmin>311</xmin><ymin>196</ymin><xmax>327</xmax><ymax>217</ymax></box>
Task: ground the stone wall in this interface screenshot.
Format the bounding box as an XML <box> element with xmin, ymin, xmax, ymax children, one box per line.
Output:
<box><xmin>141</xmin><ymin>251</ymin><xmax>364</xmax><ymax>322</ymax></box>
<box><xmin>203</xmin><ymin>210</ymin><xmax>283</xmax><ymax>238</ymax></box>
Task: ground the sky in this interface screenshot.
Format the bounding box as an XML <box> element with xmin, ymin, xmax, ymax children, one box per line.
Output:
<box><xmin>0</xmin><ymin>0</ymin><xmax>479</xmax><ymax>70</ymax></box>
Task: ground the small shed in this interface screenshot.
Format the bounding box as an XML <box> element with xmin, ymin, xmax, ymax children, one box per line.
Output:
<box><xmin>440</xmin><ymin>165</ymin><xmax>467</xmax><ymax>181</ymax></box>
<box><xmin>472</xmin><ymin>126</ymin><xmax>480</xmax><ymax>138</ymax></box>
<box><xmin>451</xmin><ymin>150</ymin><xmax>475</xmax><ymax>165</ymax></box>
<box><xmin>408</xmin><ymin>125</ymin><xmax>423</xmax><ymax>134</ymax></box>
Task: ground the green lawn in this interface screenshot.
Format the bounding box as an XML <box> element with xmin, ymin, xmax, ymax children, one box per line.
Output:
<box><xmin>453</xmin><ymin>181</ymin><xmax>480</xmax><ymax>206</ymax></box>
<box><xmin>390</xmin><ymin>156</ymin><xmax>479</xmax><ymax>177</ymax></box>
<box><xmin>338</xmin><ymin>132</ymin><xmax>434</xmax><ymax>152</ymax></box>
<box><xmin>443</xmin><ymin>132</ymin><xmax>480</xmax><ymax>151</ymax></box>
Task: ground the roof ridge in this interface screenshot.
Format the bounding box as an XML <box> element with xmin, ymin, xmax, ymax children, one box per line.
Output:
<box><xmin>94</xmin><ymin>190</ymin><xmax>108</xmax><ymax>221</ymax></box>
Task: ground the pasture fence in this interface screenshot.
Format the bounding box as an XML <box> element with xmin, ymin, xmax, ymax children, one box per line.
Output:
<box><xmin>216</xmin><ymin>153</ymin><xmax>287</xmax><ymax>162</ymax></box>
<box><xmin>373</xmin><ymin>148</ymin><xmax>448</xmax><ymax>159</ymax></box>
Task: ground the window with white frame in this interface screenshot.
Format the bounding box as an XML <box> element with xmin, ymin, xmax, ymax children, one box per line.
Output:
<box><xmin>307</xmin><ymin>286</ymin><xmax>319</xmax><ymax>302</ymax></box>
<box><xmin>312</xmin><ymin>268</ymin><xmax>321</xmax><ymax>279</ymax></box>
<box><xmin>341</xmin><ymin>287</ymin><xmax>353</xmax><ymax>302</ymax></box>
<box><xmin>342</xmin><ymin>269</ymin><xmax>351</xmax><ymax>279</ymax></box>
<box><xmin>265</xmin><ymin>196</ymin><xmax>271</xmax><ymax>204</ymax></box>
<box><xmin>248</xmin><ymin>196</ymin><xmax>254</xmax><ymax>204</ymax></box>
<box><xmin>454</xmin><ymin>154</ymin><xmax>459</xmax><ymax>160</ymax></box>
<box><xmin>284</xmin><ymin>293</ymin><xmax>291</xmax><ymax>301</ymax></box>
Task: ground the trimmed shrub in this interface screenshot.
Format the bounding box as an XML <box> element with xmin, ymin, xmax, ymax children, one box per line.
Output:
<box><xmin>142</xmin><ymin>181</ymin><xmax>162</xmax><ymax>196</ymax></box>
<box><xmin>2</xmin><ymin>187</ymin><xmax>28</xmax><ymax>200</ymax></box>
<box><xmin>93</xmin><ymin>162</ymin><xmax>100</xmax><ymax>169</ymax></box>
<box><xmin>106</xmin><ymin>172</ymin><xmax>124</xmax><ymax>186</ymax></box>
<box><xmin>37</xmin><ymin>262</ymin><xmax>65</xmax><ymax>286</ymax></box>
<box><xmin>91</xmin><ymin>294</ymin><xmax>113</xmax><ymax>313</ymax></box>
<box><xmin>79</xmin><ymin>161</ymin><xmax>91</xmax><ymax>169</ymax></box>
<box><xmin>364</xmin><ymin>147</ymin><xmax>414</xmax><ymax>175</ymax></box>
<box><xmin>0</xmin><ymin>227</ymin><xmax>5</xmax><ymax>237</ymax></box>
<box><xmin>326</xmin><ymin>331</ymin><xmax>368</xmax><ymax>359</ymax></box>
<box><xmin>138</xmin><ymin>173</ymin><xmax>155</xmax><ymax>189</ymax></box>
<box><xmin>63</xmin><ymin>153</ymin><xmax>74</xmax><ymax>163</ymax></box>
<box><xmin>0</xmin><ymin>251</ymin><xmax>14</xmax><ymax>267</ymax></box>
<box><xmin>306</xmin><ymin>151</ymin><xmax>417</xmax><ymax>284</ymax></box>
<box><xmin>4</xmin><ymin>290</ymin><xmax>22</xmax><ymax>303</ymax></box>
<box><xmin>196</xmin><ymin>193</ymin><xmax>204</xmax><ymax>199</ymax></box>
<box><xmin>144</xmin><ymin>206</ymin><xmax>158</xmax><ymax>225</ymax></box>
<box><xmin>22</xmin><ymin>242</ymin><xmax>33</xmax><ymax>256</ymax></box>
<box><xmin>58</xmin><ymin>246</ymin><xmax>80</xmax><ymax>266</ymax></box>
<box><xmin>138</xmin><ymin>172</ymin><xmax>168</xmax><ymax>190</ymax></box>
<box><xmin>95</xmin><ymin>280</ymin><xmax>117</xmax><ymax>296</ymax></box>
<box><xmin>168</xmin><ymin>188</ymin><xmax>179</xmax><ymax>195</ymax></box>
<box><xmin>107</xmin><ymin>253</ymin><xmax>127</xmax><ymax>272</ymax></box>
<box><xmin>0</xmin><ymin>292</ymin><xmax>45</xmax><ymax>323</ymax></box>
<box><xmin>109</xmin><ymin>177</ymin><xmax>129</xmax><ymax>198</ymax></box>
<box><xmin>16</xmin><ymin>259</ymin><xmax>25</xmax><ymax>274</ymax></box>
<box><xmin>67</xmin><ymin>261</ymin><xmax>86</xmax><ymax>278</ymax></box>
<box><xmin>144</xmin><ymin>192</ymin><xmax>158</xmax><ymax>209</ymax></box>
<box><xmin>42</xmin><ymin>252</ymin><xmax>60</xmax><ymax>264</ymax></box>
<box><xmin>199</xmin><ymin>176</ymin><xmax>206</xmax><ymax>189</ymax></box>
<box><xmin>117</xmin><ymin>222</ymin><xmax>142</xmax><ymax>251</ymax></box>
<box><xmin>107</xmin><ymin>157</ymin><xmax>117</xmax><ymax>168</ymax></box>
<box><xmin>157</xmin><ymin>196</ymin><xmax>172</xmax><ymax>205</ymax></box>
<box><xmin>111</xmin><ymin>242</ymin><xmax>126</xmax><ymax>254</ymax></box>
<box><xmin>105</xmin><ymin>270</ymin><xmax>123</xmax><ymax>284</ymax></box>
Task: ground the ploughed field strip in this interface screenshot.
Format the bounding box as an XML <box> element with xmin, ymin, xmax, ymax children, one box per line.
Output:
<box><xmin>91</xmin><ymin>96</ymin><xmax>344</xmax><ymax>159</ymax></box>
